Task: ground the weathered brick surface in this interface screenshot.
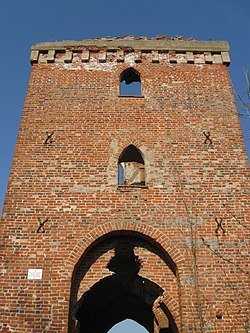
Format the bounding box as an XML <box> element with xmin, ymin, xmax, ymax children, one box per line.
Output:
<box><xmin>0</xmin><ymin>38</ymin><xmax>249</xmax><ymax>333</ymax></box>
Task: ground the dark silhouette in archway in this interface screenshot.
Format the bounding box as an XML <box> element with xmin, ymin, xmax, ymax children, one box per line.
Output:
<box><xmin>75</xmin><ymin>243</ymin><xmax>177</xmax><ymax>333</ymax></box>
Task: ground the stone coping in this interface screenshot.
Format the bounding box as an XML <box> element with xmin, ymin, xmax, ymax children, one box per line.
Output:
<box><xmin>32</xmin><ymin>38</ymin><xmax>229</xmax><ymax>52</ymax></box>
<box><xmin>30</xmin><ymin>38</ymin><xmax>230</xmax><ymax>65</ymax></box>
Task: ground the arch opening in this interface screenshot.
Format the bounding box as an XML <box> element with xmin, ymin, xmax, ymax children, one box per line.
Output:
<box><xmin>118</xmin><ymin>145</ymin><xmax>145</xmax><ymax>186</ymax></box>
<box><xmin>75</xmin><ymin>242</ymin><xmax>163</xmax><ymax>332</ymax></box>
<box><xmin>68</xmin><ymin>232</ymin><xmax>179</xmax><ymax>333</ymax></box>
<box><xmin>120</xmin><ymin>67</ymin><xmax>141</xmax><ymax>96</ymax></box>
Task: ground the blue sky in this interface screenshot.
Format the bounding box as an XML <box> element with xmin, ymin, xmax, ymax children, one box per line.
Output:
<box><xmin>0</xmin><ymin>1</ymin><xmax>249</xmax><ymax>331</ymax></box>
<box><xmin>108</xmin><ymin>319</ymin><xmax>148</xmax><ymax>332</ymax></box>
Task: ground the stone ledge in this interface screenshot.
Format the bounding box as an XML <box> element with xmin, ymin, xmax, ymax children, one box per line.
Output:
<box><xmin>31</xmin><ymin>38</ymin><xmax>229</xmax><ymax>52</ymax></box>
<box><xmin>30</xmin><ymin>37</ymin><xmax>230</xmax><ymax>66</ymax></box>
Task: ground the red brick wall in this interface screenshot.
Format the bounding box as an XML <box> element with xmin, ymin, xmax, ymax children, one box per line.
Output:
<box><xmin>1</xmin><ymin>49</ymin><xmax>249</xmax><ymax>333</ymax></box>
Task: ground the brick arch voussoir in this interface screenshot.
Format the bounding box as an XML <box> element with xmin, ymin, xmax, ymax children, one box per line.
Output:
<box><xmin>64</xmin><ymin>220</ymin><xmax>185</xmax><ymax>274</ymax></box>
<box><xmin>118</xmin><ymin>137</ymin><xmax>147</xmax><ymax>157</ymax></box>
<box><xmin>118</xmin><ymin>64</ymin><xmax>143</xmax><ymax>79</ymax></box>
<box><xmin>161</xmin><ymin>294</ymin><xmax>180</xmax><ymax>320</ymax></box>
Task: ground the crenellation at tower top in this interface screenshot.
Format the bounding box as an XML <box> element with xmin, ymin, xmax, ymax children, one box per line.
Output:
<box><xmin>30</xmin><ymin>36</ymin><xmax>230</xmax><ymax>65</ymax></box>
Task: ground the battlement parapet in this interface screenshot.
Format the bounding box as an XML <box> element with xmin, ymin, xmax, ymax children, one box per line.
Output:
<box><xmin>30</xmin><ymin>37</ymin><xmax>230</xmax><ymax>65</ymax></box>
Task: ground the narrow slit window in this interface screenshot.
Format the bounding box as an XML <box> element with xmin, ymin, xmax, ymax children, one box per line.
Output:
<box><xmin>120</xmin><ymin>68</ymin><xmax>141</xmax><ymax>96</ymax></box>
<box><xmin>118</xmin><ymin>145</ymin><xmax>145</xmax><ymax>186</ymax></box>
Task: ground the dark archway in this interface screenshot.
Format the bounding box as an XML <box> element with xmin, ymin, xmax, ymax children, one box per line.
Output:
<box><xmin>118</xmin><ymin>145</ymin><xmax>144</xmax><ymax>165</ymax></box>
<box><xmin>75</xmin><ymin>242</ymin><xmax>163</xmax><ymax>333</ymax></box>
<box><xmin>68</xmin><ymin>232</ymin><xmax>179</xmax><ymax>333</ymax></box>
<box><xmin>75</xmin><ymin>281</ymin><xmax>156</xmax><ymax>333</ymax></box>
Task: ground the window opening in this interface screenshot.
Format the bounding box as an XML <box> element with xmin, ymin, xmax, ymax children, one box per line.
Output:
<box><xmin>108</xmin><ymin>319</ymin><xmax>149</xmax><ymax>333</ymax></box>
<box><xmin>120</xmin><ymin>68</ymin><xmax>141</xmax><ymax>96</ymax></box>
<box><xmin>118</xmin><ymin>145</ymin><xmax>145</xmax><ymax>186</ymax></box>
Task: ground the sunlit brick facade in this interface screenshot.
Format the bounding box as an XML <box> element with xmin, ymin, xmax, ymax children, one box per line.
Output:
<box><xmin>1</xmin><ymin>37</ymin><xmax>249</xmax><ymax>333</ymax></box>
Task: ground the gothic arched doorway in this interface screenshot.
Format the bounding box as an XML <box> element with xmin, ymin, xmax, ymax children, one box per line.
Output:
<box><xmin>68</xmin><ymin>232</ymin><xmax>180</xmax><ymax>333</ymax></box>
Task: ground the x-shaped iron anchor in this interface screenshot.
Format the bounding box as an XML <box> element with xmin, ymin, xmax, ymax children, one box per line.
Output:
<box><xmin>37</xmin><ymin>218</ymin><xmax>49</xmax><ymax>233</ymax></box>
<box><xmin>44</xmin><ymin>131</ymin><xmax>54</xmax><ymax>145</ymax></box>
<box><xmin>203</xmin><ymin>131</ymin><xmax>212</xmax><ymax>145</ymax></box>
<box><xmin>215</xmin><ymin>217</ymin><xmax>225</xmax><ymax>235</ymax></box>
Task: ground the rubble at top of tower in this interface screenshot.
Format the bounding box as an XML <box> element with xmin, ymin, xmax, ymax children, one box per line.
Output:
<box><xmin>93</xmin><ymin>35</ymin><xmax>196</xmax><ymax>41</ymax></box>
<box><xmin>31</xmin><ymin>35</ymin><xmax>228</xmax><ymax>51</ymax></box>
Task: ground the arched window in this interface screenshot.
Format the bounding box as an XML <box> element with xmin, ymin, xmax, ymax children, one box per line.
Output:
<box><xmin>118</xmin><ymin>145</ymin><xmax>145</xmax><ymax>186</ymax></box>
<box><xmin>120</xmin><ymin>68</ymin><xmax>141</xmax><ymax>96</ymax></box>
<box><xmin>108</xmin><ymin>319</ymin><xmax>149</xmax><ymax>332</ymax></box>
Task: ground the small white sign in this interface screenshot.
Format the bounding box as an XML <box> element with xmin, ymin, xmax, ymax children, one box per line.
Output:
<box><xmin>27</xmin><ymin>269</ymin><xmax>43</xmax><ymax>280</ymax></box>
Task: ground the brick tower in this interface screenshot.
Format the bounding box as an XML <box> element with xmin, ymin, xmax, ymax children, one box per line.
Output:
<box><xmin>1</xmin><ymin>37</ymin><xmax>249</xmax><ymax>333</ymax></box>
